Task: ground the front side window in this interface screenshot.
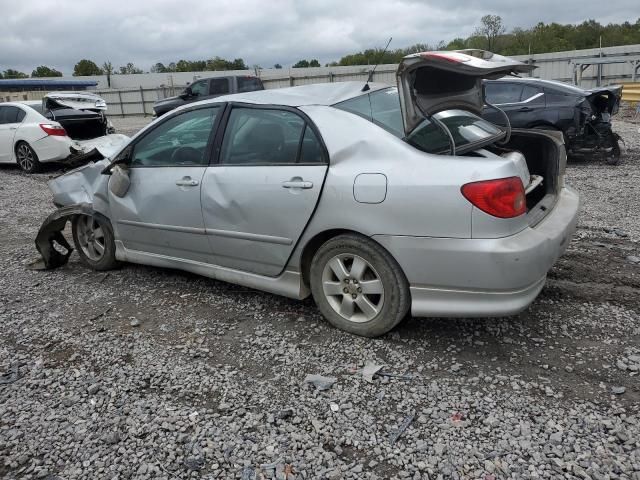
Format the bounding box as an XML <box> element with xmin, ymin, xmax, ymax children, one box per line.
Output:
<box><xmin>220</xmin><ymin>107</ymin><xmax>323</xmax><ymax>165</ymax></box>
<box><xmin>209</xmin><ymin>78</ymin><xmax>230</xmax><ymax>95</ymax></box>
<box><xmin>190</xmin><ymin>80</ymin><xmax>208</xmax><ymax>96</ymax></box>
<box><xmin>485</xmin><ymin>82</ymin><xmax>524</xmax><ymax>104</ymax></box>
<box><xmin>131</xmin><ymin>107</ymin><xmax>219</xmax><ymax>167</ymax></box>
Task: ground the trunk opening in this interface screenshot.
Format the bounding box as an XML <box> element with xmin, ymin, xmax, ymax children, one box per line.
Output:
<box><xmin>487</xmin><ymin>130</ymin><xmax>563</xmax><ymax>226</ymax></box>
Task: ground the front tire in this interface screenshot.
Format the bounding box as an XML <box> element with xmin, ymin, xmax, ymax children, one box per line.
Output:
<box><xmin>72</xmin><ymin>214</ymin><xmax>119</xmax><ymax>271</ymax></box>
<box><xmin>15</xmin><ymin>142</ymin><xmax>41</xmax><ymax>173</ymax></box>
<box><xmin>309</xmin><ymin>234</ymin><xmax>410</xmax><ymax>337</ymax></box>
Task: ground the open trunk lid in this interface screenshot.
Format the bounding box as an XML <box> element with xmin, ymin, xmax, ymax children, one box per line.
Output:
<box><xmin>396</xmin><ymin>49</ymin><xmax>535</xmax><ymax>135</ymax></box>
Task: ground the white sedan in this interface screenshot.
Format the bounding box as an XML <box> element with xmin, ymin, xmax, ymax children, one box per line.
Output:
<box><xmin>0</xmin><ymin>101</ymin><xmax>128</xmax><ymax>173</ymax></box>
<box><xmin>0</xmin><ymin>101</ymin><xmax>74</xmax><ymax>172</ymax></box>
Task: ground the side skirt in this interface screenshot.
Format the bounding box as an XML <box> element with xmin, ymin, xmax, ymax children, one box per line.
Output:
<box><xmin>115</xmin><ymin>241</ymin><xmax>310</xmax><ymax>300</ymax></box>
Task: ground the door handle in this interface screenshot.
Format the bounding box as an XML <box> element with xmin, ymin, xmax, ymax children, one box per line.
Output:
<box><xmin>517</xmin><ymin>107</ymin><xmax>533</xmax><ymax>112</ymax></box>
<box><xmin>9</xmin><ymin>126</ymin><xmax>18</xmax><ymax>130</ymax></box>
<box><xmin>282</xmin><ymin>180</ymin><xmax>313</xmax><ymax>189</ymax></box>
<box><xmin>175</xmin><ymin>177</ymin><xmax>199</xmax><ymax>187</ymax></box>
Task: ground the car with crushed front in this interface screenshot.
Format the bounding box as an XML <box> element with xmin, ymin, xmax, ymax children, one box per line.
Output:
<box><xmin>32</xmin><ymin>50</ymin><xmax>580</xmax><ymax>337</ymax></box>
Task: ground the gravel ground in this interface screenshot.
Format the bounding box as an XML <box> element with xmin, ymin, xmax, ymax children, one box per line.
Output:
<box><xmin>1</xmin><ymin>118</ymin><xmax>639</xmax><ymax>480</ymax></box>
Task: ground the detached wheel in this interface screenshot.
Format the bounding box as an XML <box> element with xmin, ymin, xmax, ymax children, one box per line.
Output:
<box><xmin>310</xmin><ymin>234</ymin><xmax>410</xmax><ymax>337</ymax></box>
<box><xmin>72</xmin><ymin>214</ymin><xmax>119</xmax><ymax>271</ymax></box>
<box><xmin>15</xmin><ymin>142</ymin><xmax>41</xmax><ymax>173</ymax></box>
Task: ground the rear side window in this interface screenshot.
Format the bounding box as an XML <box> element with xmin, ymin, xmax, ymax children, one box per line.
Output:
<box><xmin>521</xmin><ymin>85</ymin><xmax>544</xmax><ymax>104</ymax></box>
<box><xmin>220</xmin><ymin>107</ymin><xmax>324</xmax><ymax>165</ymax></box>
<box><xmin>485</xmin><ymin>82</ymin><xmax>523</xmax><ymax>104</ymax></box>
<box><xmin>237</xmin><ymin>77</ymin><xmax>264</xmax><ymax>93</ymax></box>
<box><xmin>209</xmin><ymin>78</ymin><xmax>230</xmax><ymax>95</ymax></box>
<box><xmin>0</xmin><ymin>106</ymin><xmax>22</xmax><ymax>124</ymax></box>
<box><xmin>334</xmin><ymin>87</ymin><xmax>403</xmax><ymax>137</ymax></box>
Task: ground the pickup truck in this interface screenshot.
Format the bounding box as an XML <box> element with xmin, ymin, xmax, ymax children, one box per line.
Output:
<box><xmin>152</xmin><ymin>75</ymin><xmax>264</xmax><ymax>117</ymax></box>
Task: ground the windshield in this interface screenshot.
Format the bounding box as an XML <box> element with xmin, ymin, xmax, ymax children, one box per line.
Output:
<box><xmin>334</xmin><ymin>87</ymin><xmax>503</xmax><ymax>154</ymax></box>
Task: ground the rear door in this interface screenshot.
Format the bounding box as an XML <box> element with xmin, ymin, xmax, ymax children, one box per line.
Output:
<box><xmin>483</xmin><ymin>82</ymin><xmax>546</xmax><ymax>127</ymax></box>
<box><xmin>200</xmin><ymin>104</ymin><xmax>328</xmax><ymax>276</ymax></box>
<box><xmin>108</xmin><ymin>105</ymin><xmax>222</xmax><ymax>263</ymax></box>
<box><xmin>0</xmin><ymin>106</ymin><xmax>21</xmax><ymax>163</ymax></box>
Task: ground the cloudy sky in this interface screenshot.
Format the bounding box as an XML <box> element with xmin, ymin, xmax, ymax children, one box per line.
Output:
<box><xmin>1</xmin><ymin>0</ymin><xmax>638</xmax><ymax>75</ymax></box>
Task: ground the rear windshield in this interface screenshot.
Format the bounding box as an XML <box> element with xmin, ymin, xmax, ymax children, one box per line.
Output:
<box><xmin>334</xmin><ymin>87</ymin><xmax>503</xmax><ymax>154</ymax></box>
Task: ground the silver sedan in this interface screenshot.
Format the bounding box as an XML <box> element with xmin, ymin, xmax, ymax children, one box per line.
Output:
<box><xmin>34</xmin><ymin>50</ymin><xmax>579</xmax><ymax>337</ymax></box>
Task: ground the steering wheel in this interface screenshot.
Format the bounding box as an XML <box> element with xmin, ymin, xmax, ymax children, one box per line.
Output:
<box><xmin>170</xmin><ymin>146</ymin><xmax>201</xmax><ymax>165</ymax></box>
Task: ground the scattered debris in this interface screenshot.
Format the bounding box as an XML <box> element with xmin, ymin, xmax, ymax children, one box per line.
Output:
<box><xmin>361</xmin><ymin>361</ymin><xmax>384</xmax><ymax>383</ymax></box>
<box><xmin>330</xmin><ymin>403</ymin><xmax>339</xmax><ymax>412</ymax></box>
<box><xmin>130</xmin><ymin>318</ymin><xmax>141</xmax><ymax>327</ymax></box>
<box><xmin>611</xmin><ymin>386</ymin><xmax>626</xmax><ymax>395</ymax></box>
<box><xmin>0</xmin><ymin>364</ymin><xmax>21</xmax><ymax>385</ymax></box>
<box><xmin>241</xmin><ymin>466</ymin><xmax>257</xmax><ymax>480</ymax></box>
<box><xmin>304</xmin><ymin>374</ymin><xmax>337</xmax><ymax>391</ymax></box>
<box><xmin>389</xmin><ymin>414</ymin><xmax>414</xmax><ymax>444</ymax></box>
<box><xmin>626</xmin><ymin>255</ymin><xmax>640</xmax><ymax>264</ymax></box>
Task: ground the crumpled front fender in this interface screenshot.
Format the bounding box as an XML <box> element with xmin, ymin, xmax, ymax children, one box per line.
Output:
<box><xmin>27</xmin><ymin>203</ymin><xmax>95</xmax><ymax>270</ymax></box>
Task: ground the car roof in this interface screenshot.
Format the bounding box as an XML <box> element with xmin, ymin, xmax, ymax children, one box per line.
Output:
<box><xmin>488</xmin><ymin>77</ymin><xmax>586</xmax><ymax>94</ymax></box>
<box><xmin>0</xmin><ymin>101</ymin><xmax>40</xmax><ymax>108</ymax></box>
<box><xmin>194</xmin><ymin>81</ymin><xmax>391</xmax><ymax>107</ymax></box>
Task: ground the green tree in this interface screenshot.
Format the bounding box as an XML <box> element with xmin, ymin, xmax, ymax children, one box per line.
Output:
<box><xmin>474</xmin><ymin>14</ymin><xmax>506</xmax><ymax>51</ymax></box>
<box><xmin>273</xmin><ymin>63</ymin><xmax>283</xmax><ymax>69</ymax></box>
<box><xmin>73</xmin><ymin>59</ymin><xmax>103</xmax><ymax>76</ymax></box>
<box><xmin>118</xmin><ymin>63</ymin><xmax>143</xmax><ymax>74</ymax></box>
<box><xmin>31</xmin><ymin>66</ymin><xmax>63</xmax><ymax>77</ymax></box>
<box><xmin>102</xmin><ymin>61</ymin><xmax>114</xmax><ymax>87</ymax></box>
<box><xmin>2</xmin><ymin>69</ymin><xmax>28</xmax><ymax>79</ymax></box>
<box><xmin>151</xmin><ymin>62</ymin><xmax>168</xmax><ymax>73</ymax></box>
<box><xmin>292</xmin><ymin>59</ymin><xmax>310</xmax><ymax>68</ymax></box>
<box><xmin>309</xmin><ymin>59</ymin><xmax>321</xmax><ymax>67</ymax></box>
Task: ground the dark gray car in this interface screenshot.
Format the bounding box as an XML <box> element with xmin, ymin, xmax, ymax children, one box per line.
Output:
<box><xmin>153</xmin><ymin>76</ymin><xmax>264</xmax><ymax>117</ymax></box>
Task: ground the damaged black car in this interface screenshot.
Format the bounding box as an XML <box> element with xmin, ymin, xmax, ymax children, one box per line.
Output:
<box><xmin>38</xmin><ymin>92</ymin><xmax>115</xmax><ymax>140</ymax></box>
<box><xmin>483</xmin><ymin>78</ymin><xmax>622</xmax><ymax>164</ymax></box>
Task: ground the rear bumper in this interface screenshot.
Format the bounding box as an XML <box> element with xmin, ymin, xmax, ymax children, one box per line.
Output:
<box><xmin>374</xmin><ymin>186</ymin><xmax>580</xmax><ymax>317</ymax></box>
<box><xmin>32</xmin><ymin>135</ymin><xmax>73</xmax><ymax>163</ymax></box>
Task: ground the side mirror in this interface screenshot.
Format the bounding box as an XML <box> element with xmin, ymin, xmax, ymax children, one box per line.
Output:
<box><xmin>181</xmin><ymin>86</ymin><xmax>193</xmax><ymax>98</ymax></box>
<box><xmin>109</xmin><ymin>165</ymin><xmax>131</xmax><ymax>197</ymax></box>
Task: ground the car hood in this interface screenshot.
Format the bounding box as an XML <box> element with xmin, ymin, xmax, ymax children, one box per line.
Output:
<box><xmin>396</xmin><ymin>49</ymin><xmax>535</xmax><ymax>135</ymax></box>
<box><xmin>155</xmin><ymin>95</ymin><xmax>183</xmax><ymax>106</ymax></box>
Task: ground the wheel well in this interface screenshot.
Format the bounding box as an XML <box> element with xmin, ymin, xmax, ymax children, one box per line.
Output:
<box><xmin>299</xmin><ymin>229</ymin><xmax>357</xmax><ymax>287</ymax></box>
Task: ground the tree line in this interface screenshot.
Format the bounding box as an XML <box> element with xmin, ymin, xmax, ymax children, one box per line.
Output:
<box><xmin>2</xmin><ymin>17</ymin><xmax>640</xmax><ymax>80</ymax></box>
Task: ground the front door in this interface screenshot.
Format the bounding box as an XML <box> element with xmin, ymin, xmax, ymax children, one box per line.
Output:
<box><xmin>109</xmin><ymin>105</ymin><xmax>221</xmax><ymax>263</ymax></box>
<box><xmin>201</xmin><ymin>105</ymin><xmax>328</xmax><ymax>276</ymax></box>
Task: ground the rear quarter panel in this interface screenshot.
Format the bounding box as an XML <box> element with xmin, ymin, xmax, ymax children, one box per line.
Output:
<box><xmin>289</xmin><ymin>106</ymin><xmax>529</xmax><ymax>268</ymax></box>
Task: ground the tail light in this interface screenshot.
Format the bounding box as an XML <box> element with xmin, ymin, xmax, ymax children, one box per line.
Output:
<box><xmin>39</xmin><ymin>123</ymin><xmax>67</xmax><ymax>137</ymax></box>
<box><xmin>461</xmin><ymin>177</ymin><xmax>526</xmax><ymax>218</ymax></box>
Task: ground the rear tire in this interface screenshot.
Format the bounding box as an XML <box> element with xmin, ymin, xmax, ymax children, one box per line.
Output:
<box><xmin>72</xmin><ymin>214</ymin><xmax>119</xmax><ymax>271</ymax></box>
<box><xmin>309</xmin><ymin>234</ymin><xmax>410</xmax><ymax>337</ymax></box>
<box><xmin>15</xmin><ymin>142</ymin><xmax>41</xmax><ymax>173</ymax></box>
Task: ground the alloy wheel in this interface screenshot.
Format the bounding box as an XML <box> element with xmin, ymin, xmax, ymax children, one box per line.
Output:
<box><xmin>321</xmin><ymin>253</ymin><xmax>385</xmax><ymax>323</ymax></box>
<box><xmin>16</xmin><ymin>144</ymin><xmax>35</xmax><ymax>172</ymax></box>
<box><xmin>76</xmin><ymin>216</ymin><xmax>106</xmax><ymax>261</ymax></box>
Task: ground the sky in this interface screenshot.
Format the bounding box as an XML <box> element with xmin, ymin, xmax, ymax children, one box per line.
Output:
<box><xmin>1</xmin><ymin>0</ymin><xmax>638</xmax><ymax>75</ymax></box>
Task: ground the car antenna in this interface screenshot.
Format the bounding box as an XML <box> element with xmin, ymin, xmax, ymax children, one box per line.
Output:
<box><xmin>362</xmin><ymin>37</ymin><xmax>393</xmax><ymax>92</ymax></box>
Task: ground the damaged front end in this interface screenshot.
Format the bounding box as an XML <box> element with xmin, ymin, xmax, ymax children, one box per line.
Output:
<box><xmin>569</xmin><ymin>86</ymin><xmax>623</xmax><ymax>164</ymax></box>
<box><xmin>29</xmin><ymin>142</ymin><xmax>124</xmax><ymax>270</ymax></box>
<box><xmin>27</xmin><ymin>204</ymin><xmax>96</xmax><ymax>270</ymax></box>
<box><xmin>65</xmin><ymin>133</ymin><xmax>130</xmax><ymax>168</ymax></box>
